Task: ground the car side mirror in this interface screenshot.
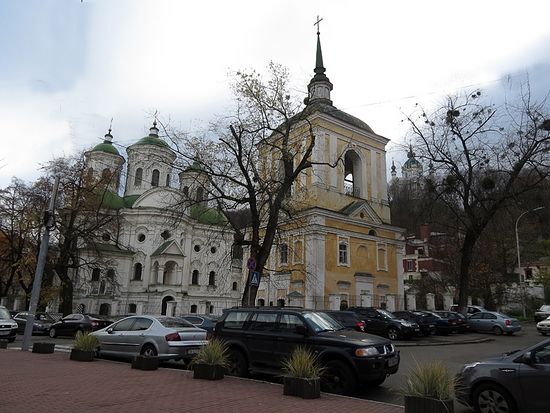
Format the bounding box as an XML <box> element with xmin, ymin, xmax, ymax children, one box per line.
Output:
<box><xmin>107</xmin><ymin>328</ymin><xmax>114</xmax><ymax>334</ymax></box>
<box><xmin>295</xmin><ymin>325</ymin><xmax>308</xmax><ymax>336</ymax></box>
<box><xmin>521</xmin><ymin>352</ymin><xmax>532</xmax><ymax>364</ymax></box>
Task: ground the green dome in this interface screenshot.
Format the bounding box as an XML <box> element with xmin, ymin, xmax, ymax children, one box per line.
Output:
<box><xmin>403</xmin><ymin>157</ymin><xmax>422</xmax><ymax>169</ymax></box>
<box><xmin>135</xmin><ymin>135</ymin><xmax>170</xmax><ymax>148</ymax></box>
<box><xmin>133</xmin><ymin>122</ymin><xmax>170</xmax><ymax>149</ymax></box>
<box><xmin>92</xmin><ymin>141</ymin><xmax>120</xmax><ymax>155</ymax></box>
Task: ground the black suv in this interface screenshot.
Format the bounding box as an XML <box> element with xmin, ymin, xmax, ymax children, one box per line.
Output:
<box><xmin>348</xmin><ymin>307</ymin><xmax>420</xmax><ymax>340</ymax></box>
<box><xmin>214</xmin><ymin>307</ymin><xmax>400</xmax><ymax>395</ymax></box>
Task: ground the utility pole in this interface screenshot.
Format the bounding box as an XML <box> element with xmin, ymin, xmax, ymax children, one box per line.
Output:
<box><xmin>21</xmin><ymin>175</ymin><xmax>60</xmax><ymax>351</ymax></box>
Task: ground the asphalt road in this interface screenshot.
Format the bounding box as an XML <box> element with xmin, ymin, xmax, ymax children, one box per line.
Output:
<box><xmin>8</xmin><ymin>323</ymin><xmax>546</xmax><ymax>411</ymax></box>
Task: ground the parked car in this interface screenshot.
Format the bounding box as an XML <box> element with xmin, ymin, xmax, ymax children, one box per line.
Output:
<box><xmin>434</xmin><ymin>310</ymin><xmax>470</xmax><ymax>333</ymax></box>
<box><xmin>214</xmin><ymin>307</ymin><xmax>400</xmax><ymax>395</ymax></box>
<box><xmin>48</xmin><ymin>313</ymin><xmax>114</xmax><ymax>338</ymax></box>
<box><xmin>180</xmin><ymin>314</ymin><xmax>218</xmax><ymax>338</ymax></box>
<box><xmin>537</xmin><ymin>316</ymin><xmax>550</xmax><ymax>336</ymax></box>
<box><xmin>322</xmin><ymin>310</ymin><xmax>366</xmax><ymax>332</ymax></box>
<box><xmin>393</xmin><ymin>310</ymin><xmax>437</xmax><ymax>336</ymax></box>
<box><xmin>534</xmin><ymin>304</ymin><xmax>550</xmax><ymax>322</ymax></box>
<box><xmin>92</xmin><ymin>315</ymin><xmax>208</xmax><ymax>362</ymax></box>
<box><xmin>0</xmin><ymin>306</ymin><xmax>18</xmax><ymax>343</ymax></box>
<box><xmin>450</xmin><ymin>304</ymin><xmax>486</xmax><ymax>314</ymax></box>
<box><xmin>468</xmin><ymin>311</ymin><xmax>521</xmax><ymax>335</ymax></box>
<box><xmin>456</xmin><ymin>338</ymin><xmax>550</xmax><ymax>413</ymax></box>
<box><xmin>13</xmin><ymin>312</ymin><xmax>55</xmax><ymax>335</ymax></box>
<box><xmin>348</xmin><ymin>306</ymin><xmax>420</xmax><ymax>340</ymax></box>
<box><xmin>420</xmin><ymin>311</ymin><xmax>457</xmax><ymax>335</ymax></box>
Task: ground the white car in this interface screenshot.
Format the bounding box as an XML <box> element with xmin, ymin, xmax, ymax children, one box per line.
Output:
<box><xmin>537</xmin><ymin>316</ymin><xmax>550</xmax><ymax>336</ymax></box>
<box><xmin>0</xmin><ymin>306</ymin><xmax>18</xmax><ymax>343</ymax></box>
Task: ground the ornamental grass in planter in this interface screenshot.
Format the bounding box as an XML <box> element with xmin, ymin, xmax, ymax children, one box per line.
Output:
<box><xmin>282</xmin><ymin>346</ymin><xmax>324</xmax><ymax>399</ymax></box>
<box><xmin>70</xmin><ymin>333</ymin><xmax>99</xmax><ymax>362</ymax></box>
<box><xmin>404</xmin><ymin>360</ymin><xmax>456</xmax><ymax>413</ymax></box>
<box><xmin>190</xmin><ymin>338</ymin><xmax>229</xmax><ymax>380</ymax></box>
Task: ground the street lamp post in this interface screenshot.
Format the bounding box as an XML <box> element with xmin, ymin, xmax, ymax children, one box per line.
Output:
<box><xmin>515</xmin><ymin>206</ymin><xmax>544</xmax><ymax>317</ymax></box>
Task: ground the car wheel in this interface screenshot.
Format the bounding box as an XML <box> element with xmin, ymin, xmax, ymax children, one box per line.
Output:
<box><xmin>321</xmin><ymin>360</ymin><xmax>357</xmax><ymax>395</ymax></box>
<box><xmin>492</xmin><ymin>326</ymin><xmax>503</xmax><ymax>336</ymax></box>
<box><xmin>140</xmin><ymin>344</ymin><xmax>158</xmax><ymax>357</ymax></box>
<box><xmin>49</xmin><ymin>328</ymin><xmax>57</xmax><ymax>338</ymax></box>
<box><xmin>473</xmin><ymin>382</ymin><xmax>517</xmax><ymax>413</ymax></box>
<box><xmin>227</xmin><ymin>349</ymin><xmax>248</xmax><ymax>377</ymax></box>
<box><xmin>387</xmin><ymin>327</ymin><xmax>399</xmax><ymax>340</ymax></box>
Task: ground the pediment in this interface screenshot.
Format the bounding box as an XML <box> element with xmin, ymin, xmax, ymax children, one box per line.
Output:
<box><xmin>341</xmin><ymin>201</ymin><xmax>382</xmax><ymax>224</ymax></box>
<box><xmin>133</xmin><ymin>187</ymin><xmax>185</xmax><ymax>210</ymax></box>
<box><xmin>151</xmin><ymin>240</ymin><xmax>185</xmax><ymax>257</ymax></box>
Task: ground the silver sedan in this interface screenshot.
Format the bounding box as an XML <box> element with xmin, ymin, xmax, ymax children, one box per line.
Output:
<box><xmin>92</xmin><ymin>315</ymin><xmax>208</xmax><ymax>361</ymax></box>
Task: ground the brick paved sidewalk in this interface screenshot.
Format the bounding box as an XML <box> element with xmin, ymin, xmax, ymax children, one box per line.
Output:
<box><xmin>1</xmin><ymin>349</ymin><xmax>403</xmax><ymax>413</ymax></box>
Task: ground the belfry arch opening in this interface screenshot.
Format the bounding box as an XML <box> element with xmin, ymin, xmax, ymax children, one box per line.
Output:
<box><xmin>344</xmin><ymin>150</ymin><xmax>363</xmax><ymax>198</ymax></box>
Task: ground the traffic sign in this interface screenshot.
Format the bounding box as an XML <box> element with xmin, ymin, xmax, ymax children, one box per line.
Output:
<box><xmin>247</xmin><ymin>257</ymin><xmax>257</xmax><ymax>271</ymax></box>
<box><xmin>250</xmin><ymin>271</ymin><xmax>261</xmax><ymax>287</ymax></box>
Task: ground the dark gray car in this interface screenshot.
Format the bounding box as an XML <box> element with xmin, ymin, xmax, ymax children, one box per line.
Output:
<box><xmin>456</xmin><ymin>338</ymin><xmax>550</xmax><ymax>413</ymax></box>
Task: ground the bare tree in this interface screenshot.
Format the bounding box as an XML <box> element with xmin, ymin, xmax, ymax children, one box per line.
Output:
<box><xmin>168</xmin><ymin>63</ymin><xmax>340</xmax><ymax>306</ymax></box>
<box><xmin>405</xmin><ymin>86</ymin><xmax>550</xmax><ymax>314</ymax></box>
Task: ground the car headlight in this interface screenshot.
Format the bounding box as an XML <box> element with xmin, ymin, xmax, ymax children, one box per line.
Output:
<box><xmin>355</xmin><ymin>347</ymin><xmax>379</xmax><ymax>357</ymax></box>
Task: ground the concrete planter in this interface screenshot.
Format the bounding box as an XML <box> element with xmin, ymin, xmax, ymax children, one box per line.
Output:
<box><xmin>283</xmin><ymin>376</ymin><xmax>321</xmax><ymax>399</ymax></box>
<box><xmin>32</xmin><ymin>342</ymin><xmax>55</xmax><ymax>354</ymax></box>
<box><xmin>404</xmin><ymin>395</ymin><xmax>454</xmax><ymax>413</ymax></box>
<box><xmin>70</xmin><ymin>349</ymin><xmax>95</xmax><ymax>362</ymax></box>
<box><xmin>131</xmin><ymin>355</ymin><xmax>159</xmax><ymax>371</ymax></box>
<box><xmin>192</xmin><ymin>363</ymin><xmax>225</xmax><ymax>380</ymax></box>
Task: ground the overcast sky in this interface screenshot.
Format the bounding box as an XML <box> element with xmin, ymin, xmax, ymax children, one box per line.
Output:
<box><xmin>1</xmin><ymin>0</ymin><xmax>550</xmax><ymax>188</ymax></box>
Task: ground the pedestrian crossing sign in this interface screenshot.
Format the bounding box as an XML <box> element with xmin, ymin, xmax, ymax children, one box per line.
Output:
<box><xmin>250</xmin><ymin>271</ymin><xmax>261</xmax><ymax>287</ymax></box>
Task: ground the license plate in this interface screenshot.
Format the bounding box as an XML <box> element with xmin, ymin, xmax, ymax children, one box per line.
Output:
<box><xmin>0</xmin><ymin>331</ymin><xmax>8</xmax><ymax>336</ymax></box>
<box><xmin>388</xmin><ymin>357</ymin><xmax>398</xmax><ymax>367</ymax></box>
<box><xmin>429</xmin><ymin>325</ymin><xmax>435</xmax><ymax>328</ymax></box>
<box><xmin>187</xmin><ymin>348</ymin><xmax>200</xmax><ymax>355</ymax></box>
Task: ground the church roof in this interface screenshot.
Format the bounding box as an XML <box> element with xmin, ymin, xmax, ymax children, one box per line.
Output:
<box><xmin>190</xmin><ymin>204</ymin><xmax>227</xmax><ymax>226</ymax></box>
<box><xmin>100</xmin><ymin>191</ymin><xmax>140</xmax><ymax>210</ymax></box>
<box><xmin>90</xmin><ymin>129</ymin><xmax>121</xmax><ymax>155</ymax></box>
<box><xmin>132</xmin><ymin>121</ymin><xmax>170</xmax><ymax>149</ymax></box>
<box><xmin>302</xmin><ymin>102</ymin><xmax>374</xmax><ymax>134</ymax></box>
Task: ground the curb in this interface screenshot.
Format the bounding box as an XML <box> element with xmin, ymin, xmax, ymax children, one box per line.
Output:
<box><xmin>395</xmin><ymin>337</ymin><xmax>494</xmax><ymax>347</ymax></box>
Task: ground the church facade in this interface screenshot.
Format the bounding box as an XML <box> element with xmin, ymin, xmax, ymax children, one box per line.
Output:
<box><xmin>253</xmin><ymin>31</ymin><xmax>406</xmax><ymax>311</ymax></box>
<box><xmin>73</xmin><ymin>29</ymin><xmax>405</xmax><ymax>316</ymax></box>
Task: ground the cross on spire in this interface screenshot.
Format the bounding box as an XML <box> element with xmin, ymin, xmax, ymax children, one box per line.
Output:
<box><xmin>314</xmin><ymin>15</ymin><xmax>323</xmax><ymax>35</ymax></box>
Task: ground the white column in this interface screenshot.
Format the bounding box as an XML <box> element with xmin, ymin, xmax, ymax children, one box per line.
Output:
<box><xmin>386</xmin><ymin>295</ymin><xmax>396</xmax><ymax>312</ymax></box>
<box><xmin>406</xmin><ymin>293</ymin><xmax>417</xmax><ymax>310</ymax></box>
<box><xmin>137</xmin><ymin>302</ymin><xmax>145</xmax><ymax>315</ymax></box>
<box><xmin>305</xmin><ymin>234</ymin><xmax>325</xmax><ymax>309</ymax></box>
<box><xmin>467</xmin><ymin>296</ymin><xmax>473</xmax><ymax>306</ymax></box>
<box><xmin>329</xmin><ymin>134</ymin><xmax>337</xmax><ymax>189</ymax></box>
<box><xmin>370</xmin><ymin>151</ymin><xmax>378</xmax><ymax>201</ymax></box>
<box><xmin>166</xmin><ymin>301</ymin><xmax>177</xmax><ymax>317</ymax></box>
<box><xmin>360</xmin><ymin>293</ymin><xmax>372</xmax><ymax>307</ymax></box>
<box><xmin>443</xmin><ymin>292</ymin><xmax>454</xmax><ymax>311</ymax></box>
<box><xmin>426</xmin><ymin>293</ymin><xmax>435</xmax><ymax>311</ymax></box>
<box><xmin>13</xmin><ymin>298</ymin><xmax>21</xmax><ymax>311</ymax></box>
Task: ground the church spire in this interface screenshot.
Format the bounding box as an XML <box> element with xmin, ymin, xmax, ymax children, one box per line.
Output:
<box><xmin>306</xmin><ymin>16</ymin><xmax>333</xmax><ymax>106</ymax></box>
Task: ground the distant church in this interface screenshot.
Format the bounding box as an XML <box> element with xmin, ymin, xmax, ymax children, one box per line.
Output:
<box><xmin>73</xmin><ymin>26</ymin><xmax>406</xmax><ymax>316</ymax></box>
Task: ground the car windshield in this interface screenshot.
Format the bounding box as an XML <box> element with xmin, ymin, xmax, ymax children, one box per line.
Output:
<box><xmin>303</xmin><ymin>312</ymin><xmax>344</xmax><ymax>332</ymax></box>
<box><xmin>378</xmin><ymin>309</ymin><xmax>396</xmax><ymax>319</ymax></box>
<box><xmin>36</xmin><ymin>313</ymin><xmax>54</xmax><ymax>322</ymax></box>
<box><xmin>158</xmin><ymin>317</ymin><xmax>195</xmax><ymax>329</ymax></box>
<box><xmin>541</xmin><ymin>305</ymin><xmax>550</xmax><ymax>312</ymax></box>
<box><xmin>0</xmin><ymin>308</ymin><xmax>11</xmax><ymax>319</ymax></box>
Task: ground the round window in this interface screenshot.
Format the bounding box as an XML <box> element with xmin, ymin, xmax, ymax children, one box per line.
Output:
<box><xmin>161</xmin><ymin>230</ymin><xmax>171</xmax><ymax>240</ymax></box>
<box><xmin>210</xmin><ymin>246</ymin><xmax>217</xmax><ymax>254</ymax></box>
<box><xmin>194</xmin><ymin>245</ymin><xmax>201</xmax><ymax>252</ymax></box>
<box><xmin>102</xmin><ymin>233</ymin><xmax>110</xmax><ymax>242</ymax></box>
<box><xmin>137</xmin><ymin>233</ymin><xmax>146</xmax><ymax>242</ymax></box>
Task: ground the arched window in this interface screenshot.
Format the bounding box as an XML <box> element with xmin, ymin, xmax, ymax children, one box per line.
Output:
<box><xmin>151</xmin><ymin>169</ymin><xmax>160</xmax><ymax>187</ymax></box>
<box><xmin>99</xmin><ymin>303</ymin><xmax>110</xmax><ymax>315</ymax></box>
<box><xmin>133</xmin><ymin>263</ymin><xmax>142</xmax><ymax>281</ymax></box>
<box><xmin>183</xmin><ymin>186</ymin><xmax>189</xmax><ymax>197</ymax></box>
<box><xmin>91</xmin><ymin>268</ymin><xmax>100</xmax><ymax>282</ymax></box>
<box><xmin>279</xmin><ymin>244</ymin><xmax>288</xmax><ymax>265</ymax></box>
<box><xmin>134</xmin><ymin>168</ymin><xmax>143</xmax><ymax>186</ymax></box>
<box><xmin>190</xmin><ymin>304</ymin><xmax>197</xmax><ymax>314</ymax></box>
<box><xmin>196</xmin><ymin>187</ymin><xmax>204</xmax><ymax>202</ymax></box>
<box><xmin>209</xmin><ymin>305</ymin><xmax>214</xmax><ymax>314</ymax></box>
<box><xmin>165</xmin><ymin>174</ymin><xmax>170</xmax><ymax>187</ymax></box>
<box><xmin>191</xmin><ymin>270</ymin><xmax>199</xmax><ymax>285</ymax></box>
<box><xmin>277</xmin><ymin>298</ymin><xmax>285</xmax><ymax>307</ymax></box>
<box><xmin>208</xmin><ymin>271</ymin><xmax>215</xmax><ymax>286</ymax></box>
<box><xmin>339</xmin><ymin>242</ymin><xmax>348</xmax><ymax>265</ymax></box>
<box><xmin>232</xmin><ymin>282</ymin><xmax>238</xmax><ymax>291</ymax></box>
<box><xmin>343</xmin><ymin>150</ymin><xmax>362</xmax><ymax>198</ymax></box>
<box><xmin>257</xmin><ymin>298</ymin><xmax>265</xmax><ymax>306</ymax></box>
<box><xmin>128</xmin><ymin>303</ymin><xmax>137</xmax><ymax>313</ymax></box>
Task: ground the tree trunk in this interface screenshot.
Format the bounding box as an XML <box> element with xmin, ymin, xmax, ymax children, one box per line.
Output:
<box><xmin>59</xmin><ymin>277</ymin><xmax>73</xmax><ymax>316</ymax></box>
<box><xmin>457</xmin><ymin>231</ymin><xmax>477</xmax><ymax>315</ymax></box>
